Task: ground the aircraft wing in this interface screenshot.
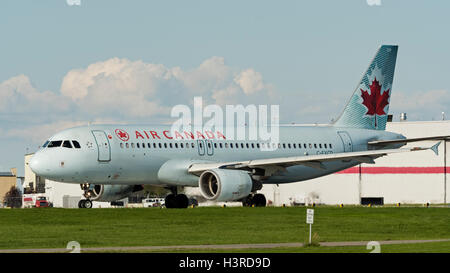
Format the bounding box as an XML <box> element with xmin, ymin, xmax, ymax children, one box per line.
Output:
<box><xmin>188</xmin><ymin>142</ymin><xmax>441</xmax><ymax>176</ymax></box>
<box><xmin>368</xmin><ymin>135</ymin><xmax>450</xmax><ymax>146</ymax></box>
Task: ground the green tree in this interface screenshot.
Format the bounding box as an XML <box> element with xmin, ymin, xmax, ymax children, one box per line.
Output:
<box><xmin>4</xmin><ymin>186</ymin><xmax>22</xmax><ymax>208</ymax></box>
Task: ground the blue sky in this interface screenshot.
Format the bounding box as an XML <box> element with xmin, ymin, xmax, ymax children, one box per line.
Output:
<box><xmin>1</xmin><ymin>0</ymin><xmax>450</xmax><ymax>175</ymax></box>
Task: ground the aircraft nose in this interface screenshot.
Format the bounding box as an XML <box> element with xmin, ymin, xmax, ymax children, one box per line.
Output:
<box><xmin>29</xmin><ymin>153</ymin><xmax>51</xmax><ymax>177</ymax></box>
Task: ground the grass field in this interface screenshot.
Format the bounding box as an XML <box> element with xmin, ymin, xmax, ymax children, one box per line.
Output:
<box><xmin>0</xmin><ymin>206</ymin><xmax>449</xmax><ymax>252</ymax></box>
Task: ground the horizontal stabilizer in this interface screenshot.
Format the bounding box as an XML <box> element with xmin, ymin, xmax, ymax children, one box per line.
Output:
<box><xmin>368</xmin><ymin>135</ymin><xmax>450</xmax><ymax>146</ymax></box>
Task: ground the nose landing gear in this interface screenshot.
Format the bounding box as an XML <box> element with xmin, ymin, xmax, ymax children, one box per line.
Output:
<box><xmin>78</xmin><ymin>183</ymin><xmax>93</xmax><ymax>209</ymax></box>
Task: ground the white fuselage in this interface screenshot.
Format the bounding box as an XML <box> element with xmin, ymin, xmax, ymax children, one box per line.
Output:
<box><xmin>29</xmin><ymin>124</ymin><xmax>404</xmax><ymax>187</ymax></box>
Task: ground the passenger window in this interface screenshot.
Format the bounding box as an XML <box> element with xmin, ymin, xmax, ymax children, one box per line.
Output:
<box><xmin>154</xmin><ymin>143</ymin><xmax>157</xmax><ymax>148</ymax></box>
<box><xmin>158</xmin><ymin>143</ymin><xmax>162</xmax><ymax>148</ymax></box>
<box><xmin>126</xmin><ymin>143</ymin><xmax>129</xmax><ymax>148</ymax></box>
<box><xmin>137</xmin><ymin>143</ymin><xmax>140</xmax><ymax>148</ymax></box>
<box><xmin>142</xmin><ymin>143</ymin><xmax>145</xmax><ymax>148</ymax></box>
<box><xmin>314</xmin><ymin>144</ymin><xmax>317</xmax><ymax>148</ymax></box>
<box><xmin>169</xmin><ymin>143</ymin><xmax>173</xmax><ymax>148</ymax></box>
<box><xmin>225</xmin><ymin>143</ymin><xmax>229</xmax><ymax>148</ymax></box>
<box><xmin>62</xmin><ymin>140</ymin><xmax>72</xmax><ymax>148</ymax></box>
<box><xmin>319</xmin><ymin>144</ymin><xmax>322</xmax><ymax>148</ymax></box>
<box><xmin>120</xmin><ymin>143</ymin><xmax>124</xmax><ymax>148</ymax></box>
<box><xmin>180</xmin><ymin>143</ymin><xmax>184</xmax><ymax>148</ymax></box>
<box><xmin>304</xmin><ymin>144</ymin><xmax>307</xmax><ymax>149</ymax></box>
<box><xmin>282</xmin><ymin>143</ymin><xmax>286</xmax><ymax>149</ymax></box>
<box><xmin>48</xmin><ymin>140</ymin><xmax>62</xmax><ymax>148</ymax></box>
<box><xmin>288</xmin><ymin>143</ymin><xmax>291</xmax><ymax>149</ymax></box>
<box><xmin>230</xmin><ymin>143</ymin><xmax>233</xmax><ymax>148</ymax></box>
<box><xmin>148</xmin><ymin>143</ymin><xmax>151</xmax><ymax>148</ymax></box>
<box><xmin>175</xmin><ymin>143</ymin><xmax>178</xmax><ymax>148</ymax></box>
<box><xmin>309</xmin><ymin>143</ymin><xmax>312</xmax><ymax>148</ymax></box>
<box><xmin>324</xmin><ymin>144</ymin><xmax>327</xmax><ymax>148</ymax></box>
<box><xmin>214</xmin><ymin>143</ymin><xmax>217</xmax><ymax>148</ymax></box>
<box><xmin>329</xmin><ymin>143</ymin><xmax>332</xmax><ymax>148</ymax></box>
<box><xmin>246</xmin><ymin>143</ymin><xmax>249</xmax><ymax>148</ymax></box>
<box><xmin>293</xmin><ymin>144</ymin><xmax>296</xmax><ymax>149</ymax></box>
<box><xmin>219</xmin><ymin>143</ymin><xmax>223</xmax><ymax>148</ymax></box>
<box><xmin>164</xmin><ymin>143</ymin><xmax>167</xmax><ymax>148</ymax></box>
<box><xmin>241</xmin><ymin>143</ymin><xmax>244</xmax><ymax>149</ymax></box>
<box><xmin>256</xmin><ymin>143</ymin><xmax>260</xmax><ymax>149</ymax></box>
<box><xmin>251</xmin><ymin>143</ymin><xmax>255</xmax><ymax>149</ymax></box>
<box><xmin>131</xmin><ymin>143</ymin><xmax>135</xmax><ymax>148</ymax></box>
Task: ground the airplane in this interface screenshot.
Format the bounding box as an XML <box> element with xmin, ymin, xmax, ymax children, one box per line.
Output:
<box><xmin>29</xmin><ymin>45</ymin><xmax>444</xmax><ymax>209</ymax></box>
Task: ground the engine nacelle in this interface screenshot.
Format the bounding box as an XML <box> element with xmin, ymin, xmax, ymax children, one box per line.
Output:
<box><xmin>199</xmin><ymin>169</ymin><xmax>253</xmax><ymax>202</ymax></box>
<box><xmin>86</xmin><ymin>185</ymin><xmax>143</xmax><ymax>202</ymax></box>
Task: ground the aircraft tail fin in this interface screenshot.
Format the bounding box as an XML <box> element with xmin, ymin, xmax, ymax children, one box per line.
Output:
<box><xmin>333</xmin><ymin>45</ymin><xmax>398</xmax><ymax>130</ymax></box>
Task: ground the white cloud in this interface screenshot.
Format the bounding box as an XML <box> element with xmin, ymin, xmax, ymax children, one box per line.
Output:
<box><xmin>0</xmin><ymin>56</ymin><xmax>277</xmax><ymax>143</ymax></box>
<box><xmin>0</xmin><ymin>75</ymin><xmax>72</xmax><ymax>114</ymax></box>
<box><xmin>234</xmin><ymin>69</ymin><xmax>265</xmax><ymax>95</ymax></box>
<box><xmin>59</xmin><ymin>56</ymin><xmax>274</xmax><ymax>118</ymax></box>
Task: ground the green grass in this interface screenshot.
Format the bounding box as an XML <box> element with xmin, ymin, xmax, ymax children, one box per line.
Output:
<box><xmin>0</xmin><ymin>206</ymin><xmax>449</xmax><ymax>251</ymax></box>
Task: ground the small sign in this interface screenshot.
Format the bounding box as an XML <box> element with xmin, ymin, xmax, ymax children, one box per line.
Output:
<box><xmin>306</xmin><ymin>209</ymin><xmax>314</xmax><ymax>224</ymax></box>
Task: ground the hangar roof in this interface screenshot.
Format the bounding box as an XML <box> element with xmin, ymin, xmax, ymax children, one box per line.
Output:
<box><xmin>0</xmin><ymin>172</ymin><xmax>14</xmax><ymax>177</ymax></box>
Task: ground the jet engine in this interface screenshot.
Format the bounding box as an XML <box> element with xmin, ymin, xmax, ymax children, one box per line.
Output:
<box><xmin>84</xmin><ymin>184</ymin><xmax>143</xmax><ymax>202</ymax></box>
<box><xmin>199</xmin><ymin>169</ymin><xmax>253</xmax><ymax>202</ymax></box>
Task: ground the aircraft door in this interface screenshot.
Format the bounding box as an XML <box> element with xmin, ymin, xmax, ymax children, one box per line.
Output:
<box><xmin>337</xmin><ymin>131</ymin><xmax>353</xmax><ymax>152</ymax></box>
<box><xmin>197</xmin><ymin>140</ymin><xmax>205</xmax><ymax>156</ymax></box>
<box><xmin>92</xmin><ymin>130</ymin><xmax>111</xmax><ymax>162</ymax></box>
<box><xmin>205</xmin><ymin>139</ymin><xmax>214</xmax><ymax>156</ymax></box>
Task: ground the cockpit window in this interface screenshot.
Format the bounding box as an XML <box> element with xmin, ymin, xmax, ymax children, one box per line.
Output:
<box><xmin>47</xmin><ymin>140</ymin><xmax>62</xmax><ymax>148</ymax></box>
<box><xmin>62</xmin><ymin>140</ymin><xmax>73</xmax><ymax>148</ymax></box>
<box><xmin>42</xmin><ymin>140</ymin><xmax>50</xmax><ymax>148</ymax></box>
<box><xmin>72</xmin><ymin>140</ymin><xmax>81</xmax><ymax>149</ymax></box>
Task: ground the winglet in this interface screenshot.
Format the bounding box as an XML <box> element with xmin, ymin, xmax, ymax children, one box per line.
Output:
<box><xmin>430</xmin><ymin>141</ymin><xmax>441</xmax><ymax>156</ymax></box>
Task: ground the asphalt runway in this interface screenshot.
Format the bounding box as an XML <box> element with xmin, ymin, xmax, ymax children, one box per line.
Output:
<box><xmin>0</xmin><ymin>239</ymin><xmax>449</xmax><ymax>253</ymax></box>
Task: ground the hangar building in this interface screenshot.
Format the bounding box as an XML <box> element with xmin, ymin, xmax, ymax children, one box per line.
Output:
<box><xmin>0</xmin><ymin>168</ymin><xmax>17</xmax><ymax>204</ymax></box>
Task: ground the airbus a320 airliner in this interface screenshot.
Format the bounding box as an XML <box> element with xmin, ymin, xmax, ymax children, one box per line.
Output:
<box><xmin>29</xmin><ymin>45</ymin><xmax>443</xmax><ymax>208</ymax></box>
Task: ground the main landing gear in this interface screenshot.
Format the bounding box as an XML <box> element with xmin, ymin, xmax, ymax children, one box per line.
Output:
<box><xmin>78</xmin><ymin>199</ymin><xmax>93</xmax><ymax>209</ymax></box>
<box><xmin>242</xmin><ymin>193</ymin><xmax>267</xmax><ymax>207</ymax></box>
<box><xmin>79</xmin><ymin>183</ymin><xmax>93</xmax><ymax>209</ymax></box>
<box><xmin>165</xmin><ymin>186</ymin><xmax>189</xmax><ymax>209</ymax></box>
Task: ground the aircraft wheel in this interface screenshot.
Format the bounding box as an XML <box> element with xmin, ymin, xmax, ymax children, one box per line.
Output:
<box><xmin>175</xmin><ymin>194</ymin><xmax>189</xmax><ymax>208</ymax></box>
<box><xmin>78</xmin><ymin>200</ymin><xmax>85</xmax><ymax>208</ymax></box>
<box><xmin>253</xmin><ymin>194</ymin><xmax>267</xmax><ymax>207</ymax></box>
<box><xmin>84</xmin><ymin>199</ymin><xmax>93</xmax><ymax>209</ymax></box>
<box><xmin>165</xmin><ymin>194</ymin><xmax>177</xmax><ymax>209</ymax></box>
<box><xmin>242</xmin><ymin>195</ymin><xmax>254</xmax><ymax>207</ymax></box>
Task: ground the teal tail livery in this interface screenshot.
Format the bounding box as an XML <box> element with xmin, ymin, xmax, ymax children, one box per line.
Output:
<box><xmin>334</xmin><ymin>45</ymin><xmax>398</xmax><ymax>130</ymax></box>
<box><xmin>29</xmin><ymin>45</ymin><xmax>448</xmax><ymax>209</ymax></box>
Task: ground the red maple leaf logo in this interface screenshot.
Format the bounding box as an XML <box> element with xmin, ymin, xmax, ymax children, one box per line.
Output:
<box><xmin>361</xmin><ymin>77</ymin><xmax>390</xmax><ymax>127</ymax></box>
<box><xmin>115</xmin><ymin>129</ymin><xmax>129</xmax><ymax>141</ymax></box>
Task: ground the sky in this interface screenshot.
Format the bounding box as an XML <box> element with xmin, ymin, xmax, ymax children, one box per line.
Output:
<box><xmin>1</xmin><ymin>0</ymin><xmax>450</xmax><ymax>176</ymax></box>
